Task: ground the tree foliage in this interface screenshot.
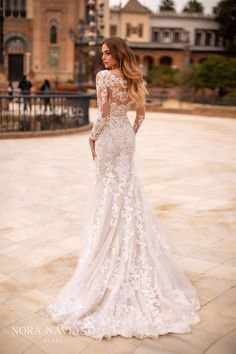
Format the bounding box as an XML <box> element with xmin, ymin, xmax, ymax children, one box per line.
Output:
<box><xmin>148</xmin><ymin>65</ymin><xmax>179</xmax><ymax>87</ymax></box>
<box><xmin>183</xmin><ymin>0</ymin><xmax>204</xmax><ymax>13</ymax></box>
<box><xmin>159</xmin><ymin>0</ymin><xmax>176</xmax><ymax>12</ymax></box>
<box><xmin>179</xmin><ymin>56</ymin><xmax>236</xmax><ymax>90</ymax></box>
<box><xmin>148</xmin><ymin>56</ymin><xmax>236</xmax><ymax>93</ymax></box>
<box><xmin>214</xmin><ymin>0</ymin><xmax>236</xmax><ymax>51</ymax></box>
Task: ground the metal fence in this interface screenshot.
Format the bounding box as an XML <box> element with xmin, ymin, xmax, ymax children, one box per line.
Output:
<box><xmin>0</xmin><ymin>93</ymin><xmax>92</xmax><ymax>133</ymax></box>
<box><xmin>193</xmin><ymin>96</ymin><xmax>236</xmax><ymax>106</ymax></box>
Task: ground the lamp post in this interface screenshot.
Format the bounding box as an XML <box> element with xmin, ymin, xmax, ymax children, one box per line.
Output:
<box><xmin>95</xmin><ymin>0</ymin><xmax>105</xmax><ymax>72</ymax></box>
<box><xmin>87</xmin><ymin>0</ymin><xmax>96</xmax><ymax>84</ymax></box>
<box><xmin>0</xmin><ymin>0</ymin><xmax>7</xmax><ymax>93</ymax></box>
<box><xmin>68</xmin><ymin>0</ymin><xmax>105</xmax><ymax>91</ymax></box>
<box><xmin>87</xmin><ymin>0</ymin><xmax>105</xmax><ymax>78</ymax></box>
<box><xmin>77</xmin><ymin>19</ymin><xmax>85</xmax><ymax>91</ymax></box>
<box><xmin>68</xmin><ymin>19</ymin><xmax>85</xmax><ymax>92</ymax></box>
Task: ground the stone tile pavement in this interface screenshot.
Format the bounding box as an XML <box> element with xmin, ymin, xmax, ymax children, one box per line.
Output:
<box><xmin>0</xmin><ymin>109</ymin><xmax>236</xmax><ymax>354</ymax></box>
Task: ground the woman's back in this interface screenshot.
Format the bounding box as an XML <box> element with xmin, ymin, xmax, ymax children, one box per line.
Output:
<box><xmin>90</xmin><ymin>69</ymin><xmax>145</xmax><ymax>142</ymax></box>
<box><xmin>97</xmin><ymin>70</ymin><xmax>130</xmax><ymax>118</ymax></box>
<box><xmin>92</xmin><ymin>70</ymin><xmax>136</xmax><ymax>166</ymax></box>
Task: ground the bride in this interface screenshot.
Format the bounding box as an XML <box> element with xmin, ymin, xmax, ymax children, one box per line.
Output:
<box><xmin>42</xmin><ymin>37</ymin><xmax>201</xmax><ymax>340</ymax></box>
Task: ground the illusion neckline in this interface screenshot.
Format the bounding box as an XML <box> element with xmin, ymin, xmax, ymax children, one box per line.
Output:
<box><xmin>108</xmin><ymin>71</ymin><xmax>126</xmax><ymax>81</ymax></box>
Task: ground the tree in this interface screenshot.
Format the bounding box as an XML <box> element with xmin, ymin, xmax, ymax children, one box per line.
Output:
<box><xmin>214</xmin><ymin>0</ymin><xmax>236</xmax><ymax>51</ymax></box>
<box><xmin>159</xmin><ymin>0</ymin><xmax>176</xmax><ymax>12</ymax></box>
<box><xmin>180</xmin><ymin>56</ymin><xmax>236</xmax><ymax>92</ymax></box>
<box><xmin>148</xmin><ymin>65</ymin><xmax>179</xmax><ymax>87</ymax></box>
<box><xmin>183</xmin><ymin>0</ymin><xmax>204</xmax><ymax>13</ymax></box>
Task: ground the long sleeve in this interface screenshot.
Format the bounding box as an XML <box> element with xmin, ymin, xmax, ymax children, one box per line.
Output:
<box><xmin>133</xmin><ymin>105</ymin><xmax>145</xmax><ymax>134</ymax></box>
<box><xmin>90</xmin><ymin>71</ymin><xmax>109</xmax><ymax>141</ymax></box>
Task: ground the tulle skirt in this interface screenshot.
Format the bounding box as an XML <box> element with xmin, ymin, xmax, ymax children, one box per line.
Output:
<box><xmin>41</xmin><ymin>117</ymin><xmax>201</xmax><ymax>340</ymax></box>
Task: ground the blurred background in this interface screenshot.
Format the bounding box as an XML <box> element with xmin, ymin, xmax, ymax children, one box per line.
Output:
<box><xmin>0</xmin><ymin>0</ymin><xmax>235</xmax><ymax>133</ymax></box>
<box><xmin>0</xmin><ymin>0</ymin><xmax>235</xmax><ymax>92</ymax></box>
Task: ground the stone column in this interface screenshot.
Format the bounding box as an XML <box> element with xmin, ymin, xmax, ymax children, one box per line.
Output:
<box><xmin>25</xmin><ymin>52</ymin><xmax>31</xmax><ymax>75</ymax></box>
<box><xmin>27</xmin><ymin>0</ymin><xmax>33</xmax><ymax>19</ymax></box>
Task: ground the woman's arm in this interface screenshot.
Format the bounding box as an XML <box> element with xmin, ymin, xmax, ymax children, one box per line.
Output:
<box><xmin>133</xmin><ymin>105</ymin><xmax>145</xmax><ymax>134</ymax></box>
<box><xmin>89</xmin><ymin>71</ymin><xmax>109</xmax><ymax>141</ymax></box>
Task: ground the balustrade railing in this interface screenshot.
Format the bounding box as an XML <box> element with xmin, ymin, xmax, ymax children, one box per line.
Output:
<box><xmin>0</xmin><ymin>93</ymin><xmax>91</xmax><ymax>132</ymax></box>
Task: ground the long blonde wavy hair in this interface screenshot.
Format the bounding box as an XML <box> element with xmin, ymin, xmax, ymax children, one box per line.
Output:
<box><xmin>102</xmin><ymin>37</ymin><xmax>148</xmax><ymax>107</ymax></box>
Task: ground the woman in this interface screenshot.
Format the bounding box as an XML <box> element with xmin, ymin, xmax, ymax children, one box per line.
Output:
<box><xmin>42</xmin><ymin>37</ymin><xmax>201</xmax><ymax>340</ymax></box>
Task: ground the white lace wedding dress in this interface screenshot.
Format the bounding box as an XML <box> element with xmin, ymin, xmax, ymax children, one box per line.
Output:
<box><xmin>42</xmin><ymin>70</ymin><xmax>201</xmax><ymax>340</ymax></box>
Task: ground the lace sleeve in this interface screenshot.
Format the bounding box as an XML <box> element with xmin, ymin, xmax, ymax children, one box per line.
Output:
<box><xmin>89</xmin><ymin>71</ymin><xmax>109</xmax><ymax>141</ymax></box>
<box><xmin>133</xmin><ymin>105</ymin><xmax>145</xmax><ymax>134</ymax></box>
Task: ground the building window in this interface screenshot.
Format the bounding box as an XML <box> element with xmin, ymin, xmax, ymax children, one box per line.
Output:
<box><xmin>49</xmin><ymin>19</ymin><xmax>58</xmax><ymax>44</ymax></box>
<box><xmin>110</xmin><ymin>25</ymin><xmax>117</xmax><ymax>36</ymax></box>
<box><xmin>126</xmin><ymin>24</ymin><xmax>143</xmax><ymax>37</ymax></box>
<box><xmin>174</xmin><ymin>31</ymin><xmax>181</xmax><ymax>42</ymax></box>
<box><xmin>163</xmin><ymin>31</ymin><xmax>170</xmax><ymax>43</ymax></box>
<box><xmin>215</xmin><ymin>32</ymin><xmax>219</xmax><ymax>47</ymax></box>
<box><xmin>50</xmin><ymin>26</ymin><xmax>57</xmax><ymax>44</ymax></box>
<box><xmin>138</xmin><ymin>24</ymin><xmax>143</xmax><ymax>37</ymax></box>
<box><xmin>195</xmin><ymin>32</ymin><xmax>202</xmax><ymax>46</ymax></box>
<box><xmin>4</xmin><ymin>0</ymin><xmax>26</xmax><ymax>18</ymax></box>
<box><xmin>126</xmin><ymin>23</ymin><xmax>131</xmax><ymax>37</ymax></box>
<box><xmin>152</xmin><ymin>31</ymin><xmax>159</xmax><ymax>42</ymax></box>
<box><xmin>205</xmin><ymin>32</ymin><xmax>212</xmax><ymax>46</ymax></box>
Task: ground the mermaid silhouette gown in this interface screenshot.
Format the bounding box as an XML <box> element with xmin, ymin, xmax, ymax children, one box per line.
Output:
<box><xmin>42</xmin><ymin>70</ymin><xmax>201</xmax><ymax>340</ymax></box>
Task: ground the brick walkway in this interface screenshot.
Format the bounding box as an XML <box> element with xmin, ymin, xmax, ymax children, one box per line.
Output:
<box><xmin>0</xmin><ymin>109</ymin><xmax>235</xmax><ymax>354</ymax></box>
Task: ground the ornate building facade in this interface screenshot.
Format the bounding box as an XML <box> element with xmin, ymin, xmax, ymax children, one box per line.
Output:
<box><xmin>110</xmin><ymin>0</ymin><xmax>230</xmax><ymax>77</ymax></box>
<box><xmin>2</xmin><ymin>0</ymin><xmax>232</xmax><ymax>86</ymax></box>
<box><xmin>3</xmin><ymin>0</ymin><xmax>109</xmax><ymax>85</ymax></box>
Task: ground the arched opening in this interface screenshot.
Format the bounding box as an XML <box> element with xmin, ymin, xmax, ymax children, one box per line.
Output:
<box><xmin>49</xmin><ymin>19</ymin><xmax>58</xmax><ymax>44</ymax></box>
<box><xmin>5</xmin><ymin>37</ymin><xmax>26</xmax><ymax>81</ymax></box>
<box><xmin>135</xmin><ymin>55</ymin><xmax>140</xmax><ymax>65</ymax></box>
<box><xmin>159</xmin><ymin>56</ymin><xmax>173</xmax><ymax>66</ymax></box>
<box><xmin>143</xmin><ymin>56</ymin><xmax>154</xmax><ymax>77</ymax></box>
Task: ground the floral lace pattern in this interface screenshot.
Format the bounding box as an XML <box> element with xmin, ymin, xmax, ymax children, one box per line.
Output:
<box><xmin>41</xmin><ymin>70</ymin><xmax>201</xmax><ymax>340</ymax></box>
<box><xmin>133</xmin><ymin>105</ymin><xmax>145</xmax><ymax>134</ymax></box>
<box><xmin>90</xmin><ymin>70</ymin><xmax>144</xmax><ymax>140</ymax></box>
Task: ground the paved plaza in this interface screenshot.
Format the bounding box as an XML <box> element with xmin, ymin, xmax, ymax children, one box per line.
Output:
<box><xmin>0</xmin><ymin>109</ymin><xmax>236</xmax><ymax>354</ymax></box>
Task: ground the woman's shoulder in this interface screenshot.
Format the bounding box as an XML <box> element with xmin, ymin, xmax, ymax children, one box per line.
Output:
<box><xmin>96</xmin><ymin>70</ymin><xmax>109</xmax><ymax>78</ymax></box>
<box><xmin>96</xmin><ymin>69</ymin><xmax>126</xmax><ymax>83</ymax></box>
<box><xmin>96</xmin><ymin>70</ymin><xmax>111</xmax><ymax>87</ymax></box>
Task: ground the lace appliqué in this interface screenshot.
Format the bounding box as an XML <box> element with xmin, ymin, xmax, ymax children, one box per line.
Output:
<box><xmin>133</xmin><ymin>105</ymin><xmax>145</xmax><ymax>134</ymax></box>
<box><xmin>90</xmin><ymin>70</ymin><xmax>145</xmax><ymax>140</ymax></box>
<box><xmin>90</xmin><ymin>71</ymin><xmax>110</xmax><ymax>140</ymax></box>
<box><xmin>41</xmin><ymin>70</ymin><xmax>201</xmax><ymax>341</ymax></box>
